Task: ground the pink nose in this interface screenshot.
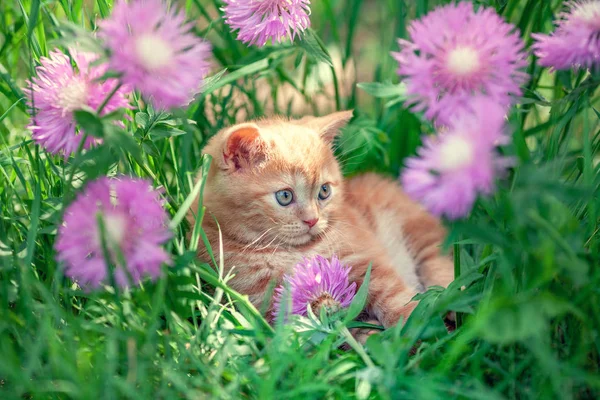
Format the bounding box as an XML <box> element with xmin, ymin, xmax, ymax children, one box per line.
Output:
<box><xmin>303</xmin><ymin>218</ymin><xmax>319</xmax><ymax>228</ymax></box>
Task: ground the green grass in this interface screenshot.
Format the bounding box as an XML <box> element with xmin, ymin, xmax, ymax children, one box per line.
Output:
<box><xmin>1</xmin><ymin>0</ymin><xmax>600</xmax><ymax>398</ymax></box>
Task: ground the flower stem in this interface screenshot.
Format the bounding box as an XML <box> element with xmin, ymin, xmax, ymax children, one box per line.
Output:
<box><xmin>330</xmin><ymin>64</ymin><xmax>341</xmax><ymax>111</ymax></box>
<box><xmin>62</xmin><ymin>132</ymin><xmax>89</xmax><ymax>206</ymax></box>
<box><xmin>97</xmin><ymin>81</ymin><xmax>123</xmax><ymax>115</ymax></box>
<box><xmin>336</xmin><ymin>321</ymin><xmax>375</xmax><ymax>368</ymax></box>
<box><xmin>453</xmin><ymin>242</ymin><xmax>462</xmax><ymax>328</ymax></box>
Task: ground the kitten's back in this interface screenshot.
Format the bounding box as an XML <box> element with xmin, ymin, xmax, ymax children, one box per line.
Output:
<box><xmin>346</xmin><ymin>173</ymin><xmax>454</xmax><ymax>290</ymax></box>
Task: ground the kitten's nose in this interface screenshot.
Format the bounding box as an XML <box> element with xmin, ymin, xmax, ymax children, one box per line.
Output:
<box><xmin>303</xmin><ymin>218</ymin><xmax>319</xmax><ymax>228</ymax></box>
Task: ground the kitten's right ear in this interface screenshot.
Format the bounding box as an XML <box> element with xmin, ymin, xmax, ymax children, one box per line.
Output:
<box><xmin>222</xmin><ymin>123</ymin><xmax>267</xmax><ymax>171</ymax></box>
<box><xmin>296</xmin><ymin>110</ymin><xmax>354</xmax><ymax>143</ymax></box>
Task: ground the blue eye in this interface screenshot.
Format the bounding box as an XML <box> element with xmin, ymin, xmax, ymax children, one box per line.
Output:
<box><xmin>318</xmin><ymin>183</ymin><xmax>331</xmax><ymax>200</ymax></box>
<box><xmin>275</xmin><ymin>189</ymin><xmax>294</xmax><ymax>206</ymax></box>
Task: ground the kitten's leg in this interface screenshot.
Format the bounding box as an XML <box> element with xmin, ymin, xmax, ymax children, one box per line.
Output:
<box><xmin>402</xmin><ymin>211</ymin><xmax>456</xmax><ymax>330</ymax></box>
<box><xmin>345</xmin><ymin>174</ymin><xmax>454</xmax><ymax>290</ymax></box>
<box><xmin>347</xmin><ymin>310</ymin><xmax>382</xmax><ymax>345</ymax></box>
<box><xmin>369</xmin><ymin>270</ymin><xmax>419</xmax><ymax>328</ymax></box>
<box><xmin>349</xmin><ymin>260</ymin><xmax>419</xmax><ymax>328</ymax></box>
<box><xmin>402</xmin><ymin>210</ymin><xmax>454</xmax><ymax>288</ymax></box>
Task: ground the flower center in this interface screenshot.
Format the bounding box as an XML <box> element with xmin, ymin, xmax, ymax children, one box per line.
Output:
<box><xmin>438</xmin><ymin>135</ymin><xmax>474</xmax><ymax>171</ymax></box>
<box><xmin>57</xmin><ymin>80</ymin><xmax>88</xmax><ymax>113</ymax></box>
<box><xmin>572</xmin><ymin>1</ymin><xmax>600</xmax><ymax>30</ymax></box>
<box><xmin>310</xmin><ymin>292</ymin><xmax>340</xmax><ymax>315</ymax></box>
<box><xmin>102</xmin><ymin>213</ymin><xmax>127</xmax><ymax>247</ymax></box>
<box><xmin>447</xmin><ymin>46</ymin><xmax>481</xmax><ymax>76</ymax></box>
<box><xmin>134</xmin><ymin>34</ymin><xmax>174</xmax><ymax>72</ymax></box>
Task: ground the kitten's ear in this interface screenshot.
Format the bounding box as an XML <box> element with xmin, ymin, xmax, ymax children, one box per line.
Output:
<box><xmin>297</xmin><ymin>110</ymin><xmax>354</xmax><ymax>143</ymax></box>
<box><xmin>222</xmin><ymin>123</ymin><xmax>267</xmax><ymax>171</ymax></box>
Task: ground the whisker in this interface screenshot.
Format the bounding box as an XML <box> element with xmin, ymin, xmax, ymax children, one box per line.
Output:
<box><xmin>255</xmin><ymin>234</ymin><xmax>281</xmax><ymax>251</ymax></box>
<box><xmin>241</xmin><ymin>226</ymin><xmax>276</xmax><ymax>252</ymax></box>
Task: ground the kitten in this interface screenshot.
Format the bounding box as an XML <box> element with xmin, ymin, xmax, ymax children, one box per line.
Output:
<box><xmin>190</xmin><ymin>111</ymin><xmax>454</xmax><ymax>328</ymax></box>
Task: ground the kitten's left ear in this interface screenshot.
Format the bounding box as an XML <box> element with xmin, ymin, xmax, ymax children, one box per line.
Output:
<box><xmin>297</xmin><ymin>110</ymin><xmax>354</xmax><ymax>143</ymax></box>
<box><xmin>222</xmin><ymin>123</ymin><xmax>267</xmax><ymax>171</ymax></box>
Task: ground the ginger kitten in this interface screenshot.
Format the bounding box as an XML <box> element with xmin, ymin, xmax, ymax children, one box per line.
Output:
<box><xmin>190</xmin><ymin>111</ymin><xmax>454</xmax><ymax>328</ymax></box>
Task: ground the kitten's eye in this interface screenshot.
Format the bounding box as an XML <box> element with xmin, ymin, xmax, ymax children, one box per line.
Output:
<box><xmin>318</xmin><ymin>183</ymin><xmax>332</xmax><ymax>200</ymax></box>
<box><xmin>275</xmin><ymin>189</ymin><xmax>294</xmax><ymax>206</ymax></box>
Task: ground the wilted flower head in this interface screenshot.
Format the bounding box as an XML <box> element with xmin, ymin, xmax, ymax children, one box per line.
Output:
<box><xmin>401</xmin><ymin>98</ymin><xmax>511</xmax><ymax>220</ymax></box>
<box><xmin>392</xmin><ymin>2</ymin><xmax>528</xmax><ymax>124</ymax></box>
<box><xmin>223</xmin><ymin>0</ymin><xmax>311</xmax><ymax>46</ymax></box>
<box><xmin>532</xmin><ymin>0</ymin><xmax>600</xmax><ymax>70</ymax></box>
<box><xmin>99</xmin><ymin>0</ymin><xmax>211</xmax><ymax>109</ymax></box>
<box><xmin>272</xmin><ymin>255</ymin><xmax>357</xmax><ymax>320</ymax></box>
<box><xmin>24</xmin><ymin>50</ymin><xmax>130</xmax><ymax>155</ymax></box>
<box><xmin>55</xmin><ymin>177</ymin><xmax>172</xmax><ymax>289</ymax></box>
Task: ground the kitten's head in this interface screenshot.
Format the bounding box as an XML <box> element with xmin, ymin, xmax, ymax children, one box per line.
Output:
<box><xmin>203</xmin><ymin>111</ymin><xmax>352</xmax><ymax>247</ymax></box>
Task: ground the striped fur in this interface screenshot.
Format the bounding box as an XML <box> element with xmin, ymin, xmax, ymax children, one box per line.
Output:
<box><xmin>189</xmin><ymin>111</ymin><xmax>454</xmax><ymax>328</ymax></box>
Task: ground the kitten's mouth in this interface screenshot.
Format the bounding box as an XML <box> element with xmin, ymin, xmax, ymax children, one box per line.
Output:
<box><xmin>286</xmin><ymin>225</ymin><xmax>327</xmax><ymax>246</ymax></box>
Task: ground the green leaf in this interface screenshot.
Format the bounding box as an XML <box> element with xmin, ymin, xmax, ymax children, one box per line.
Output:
<box><xmin>477</xmin><ymin>294</ymin><xmax>578</xmax><ymax>344</ymax></box>
<box><xmin>401</xmin><ymin>288</ymin><xmax>447</xmax><ymax>339</ymax></box>
<box><xmin>344</xmin><ymin>264</ymin><xmax>371</xmax><ymax>323</ymax></box>
<box><xmin>27</xmin><ymin>0</ymin><xmax>40</xmax><ymax>39</ymax></box>
<box><xmin>93</xmin><ymin>70</ymin><xmax>123</xmax><ymax>82</ymax></box>
<box><xmin>357</xmin><ymin>82</ymin><xmax>406</xmax><ymax>98</ymax></box>
<box><xmin>134</xmin><ymin>112</ymin><xmax>149</xmax><ymax>127</ymax></box>
<box><xmin>200</xmin><ymin>61</ymin><xmax>269</xmax><ymax>96</ymax></box>
<box><xmin>199</xmin><ymin>69</ymin><xmax>227</xmax><ymax>94</ymax></box>
<box><xmin>298</xmin><ymin>29</ymin><xmax>333</xmax><ymax>67</ymax></box>
<box><xmin>0</xmin><ymin>63</ymin><xmax>27</xmax><ymax>111</ymax></box>
<box><xmin>101</xmin><ymin>108</ymin><xmax>127</xmax><ymax>123</ymax></box>
<box><xmin>77</xmin><ymin>144</ymin><xmax>116</xmax><ymax>181</ymax></box>
<box><xmin>54</xmin><ymin>21</ymin><xmax>105</xmax><ymax>54</ymax></box>
<box><xmin>103</xmin><ymin>125</ymin><xmax>142</xmax><ymax>163</ymax></box>
<box><xmin>148</xmin><ymin>125</ymin><xmax>187</xmax><ymax>141</ymax></box>
<box><xmin>336</xmin><ymin>116</ymin><xmax>388</xmax><ymax>175</ymax></box>
<box><xmin>0</xmin><ymin>99</ymin><xmax>25</xmax><ymax>123</ymax></box>
<box><xmin>74</xmin><ymin>109</ymin><xmax>104</xmax><ymax>138</ymax></box>
<box><xmin>169</xmin><ymin>155</ymin><xmax>212</xmax><ymax>230</ymax></box>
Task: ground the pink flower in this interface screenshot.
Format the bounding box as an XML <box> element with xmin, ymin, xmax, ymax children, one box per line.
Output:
<box><xmin>24</xmin><ymin>50</ymin><xmax>130</xmax><ymax>155</ymax></box>
<box><xmin>99</xmin><ymin>0</ymin><xmax>211</xmax><ymax>109</ymax></box>
<box><xmin>401</xmin><ymin>98</ymin><xmax>511</xmax><ymax>220</ymax></box>
<box><xmin>392</xmin><ymin>2</ymin><xmax>528</xmax><ymax>124</ymax></box>
<box><xmin>532</xmin><ymin>0</ymin><xmax>600</xmax><ymax>70</ymax></box>
<box><xmin>272</xmin><ymin>255</ymin><xmax>356</xmax><ymax>320</ymax></box>
<box><xmin>223</xmin><ymin>0</ymin><xmax>311</xmax><ymax>47</ymax></box>
<box><xmin>55</xmin><ymin>177</ymin><xmax>172</xmax><ymax>289</ymax></box>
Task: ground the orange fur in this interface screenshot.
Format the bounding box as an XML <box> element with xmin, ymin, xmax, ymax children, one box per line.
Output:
<box><xmin>189</xmin><ymin>111</ymin><xmax>454</xmax><ymax>328</ymax></box>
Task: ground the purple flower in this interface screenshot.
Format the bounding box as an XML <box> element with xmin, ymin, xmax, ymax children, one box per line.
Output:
<box><xmin>532</xmin><ymin>0</ymin><xmax>600</xmax><ymax>70</ymax></box>
<box><xmin>391</xmin><ymin>2</ymin><xmax>528</xmax><ymax>124</ymax></box>
<box><xmin>223</xmin><ymin>0</ymin><xmax>311</xmax><ymax>47</ymax></box>
<box><xmin>55</xmin><ymin>177</ymin><xmax>172</xmax><ymax>289</ymax></box>
<box><xmin>99</xmin><ymin>0</ymin><xmax>211</xmax><ymax>109</ymax></box>
<box><xmin>24</xmin><ymin>50</ymin><xmax>130</xmax><ymax>156</ymax></box>
<box><xmin>401</xmin><ymin>98</ymin><xmax>511</xmax><ymax>220</ymax></box>
<box><xmin>272</xmin><ymin>255</ymin><xmax>357</xmax><ymax>320</ymax></box>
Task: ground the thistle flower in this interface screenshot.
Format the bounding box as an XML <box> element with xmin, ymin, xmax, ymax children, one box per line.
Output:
<box><xmin>401</xmin><ymin>98</ymin><xmax>511</xmax><ymax>220</ymax></box>
<box><xmin>99</xmin><ymin>0</ymin><xmax>211</xmax><ymax>109</ymax></box>
<box><xmin>24</xmin><ymin>50</ymin><xmax>130</xmax><ymax>155</ymax></box>
<box><xmin>55</xmin><ymin>177</ymin><xmax>172</xmax><ymax>289</ymax></box>
<box><xmin>392</xmin><ymin>2</ymin><xmax>528</xmax><ymax>124</ymax></box>
<box><xmin>222</xmin><ymin>0</ymin><xmax>311</xmax><ymax>47</ymax></box>
<box><xmin>272</xmin><ymin>255</ymin><xmax>357</xmax><ymax>320</ymax></box>
<box><xmin>532</xmin><ymin>0</ymin><xmax>600</xmax><ymax>70</ymax></box>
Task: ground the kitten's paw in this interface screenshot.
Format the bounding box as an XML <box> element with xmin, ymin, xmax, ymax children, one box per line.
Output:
<box><xmin>380</xmin><ymin>301</ymin><xmax>418</xmax><ymax>328</ymax></box>
<box><xmin>444</xmin><ymin>311</ymin><xmax>456</xmax><ymax>332</ymax></box>
<box><xmin>445</xmin><ymin>311</ymin><xmax>456</xmax><ymax>322</ymax></box>
<box><xmin>349</xmin><ymin>319</ymin><xmax>382</xmax><ymax>345</ymax></box>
